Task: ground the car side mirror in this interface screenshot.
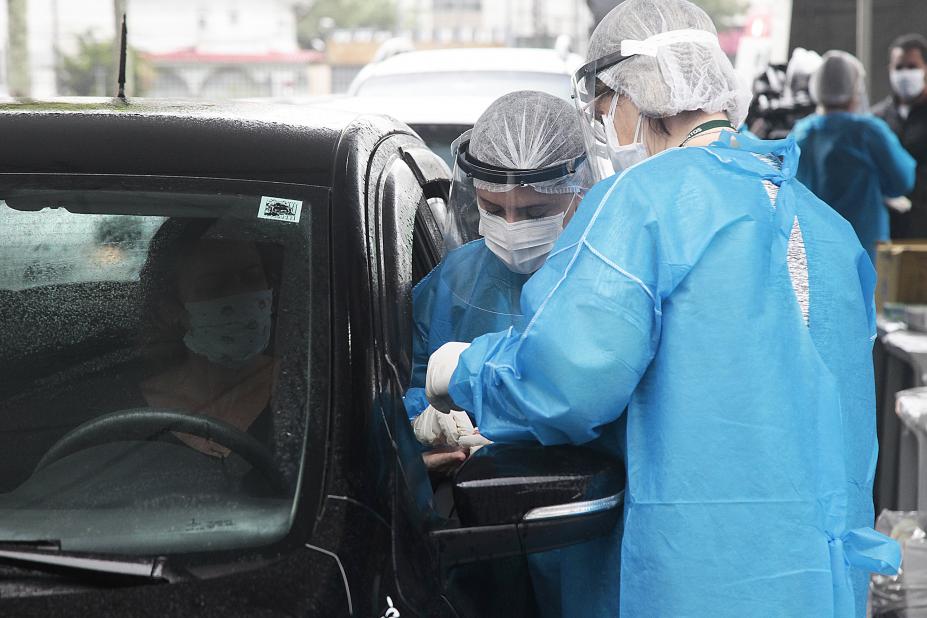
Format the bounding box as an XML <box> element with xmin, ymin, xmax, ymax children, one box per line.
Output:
<box><xmin>430</xmin><ymin>443</ymin><xmax>624</xmax><ymax>568</ymax></box>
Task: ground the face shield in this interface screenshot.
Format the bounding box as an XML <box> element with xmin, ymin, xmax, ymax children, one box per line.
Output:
<box><xmin>572</xmin><ymin>49</ymin><xmax>635</xmax><ymax>182</ymax></box>
<box><xmin>574</xmin><ymin>28</ymin><xmax>747</xmax><ymax>181</ymax></box>
<box><xmin>443</xmin><ymin>130</ymin><xmax>591</xmax><ymax>267</ymax></box>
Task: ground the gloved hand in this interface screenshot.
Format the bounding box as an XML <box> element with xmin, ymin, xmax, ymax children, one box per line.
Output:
<box><xmin>886</xmin><ymin>196</ymin><xmax>913</xmax><ymax>213</ymax></box>
<box><xmin>413</xmin><ymin>406</ymin><xmax>467</xmax><ymax>447</ymax></box>
<box><xmin>457</xmin><ymin>429</ymin><xmax>492</xmax><ymax>454</ymax></box>
<box><xmin>426</xmin><ymin>342</ymin><xmax>470</xmax><ymax>413</ymax></box>
<box><xmin>412</xmin><ymin>406</ymin><xmax>492</xmax><ymax>451</ymax></box>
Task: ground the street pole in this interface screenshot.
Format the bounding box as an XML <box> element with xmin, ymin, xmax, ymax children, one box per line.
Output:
<box><xmin>532</xmin><ymin>0</ymin><xmax>543</xmax><ymax>47</ymax></box>
<box><xmin>51</xmin><ymin>0</ymin><xmax>60</xmax><ymax>94</ymax></box>
<box><xmin>856</xmin><ymin>0</ymin><xmax>873</xmax><ymax>94</ymax></box>
<box><xmin>7</xmin><ymin>0</ymin><xmax>30</xmax><ymax>97</ymax></box>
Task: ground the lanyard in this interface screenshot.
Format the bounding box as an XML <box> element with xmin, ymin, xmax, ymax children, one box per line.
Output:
<box><xmin>679</xmin><ymin>119</ymin><xmax>736</xmax><ymax>147</ymax></box>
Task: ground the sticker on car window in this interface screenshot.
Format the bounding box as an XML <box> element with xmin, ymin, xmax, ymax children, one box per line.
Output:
<box><xmin>258</xmin><ymin>196</ymin><xmax>302</xmax><ymax>224</ymax></box>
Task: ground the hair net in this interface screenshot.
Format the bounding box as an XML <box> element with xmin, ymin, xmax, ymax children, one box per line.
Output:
<box><xmin>465</xmin><ymin>90</ymin><xmax>593</xmax><ymax>194</ymax></box>
<box><xmin>809</xmin><ymin>50</ymin><xmax>867</xmax><ymax>108</ymax></box>
<box><xmin>587</xmin><ymin>0</ymin><xmax>752</xmax><ymax>127</ymax></box>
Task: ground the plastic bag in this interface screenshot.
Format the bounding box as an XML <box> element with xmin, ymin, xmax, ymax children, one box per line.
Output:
<box><xmin>872</xmin><ymin>510</ymin><xmax>927</xmax><ymax>616</ymax></box>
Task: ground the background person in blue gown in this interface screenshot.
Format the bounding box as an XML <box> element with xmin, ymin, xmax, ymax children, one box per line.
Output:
<box><xmin>792</xmin><ymin>50</ymin><xmax>915</xmax><ymax>262</ymax></box>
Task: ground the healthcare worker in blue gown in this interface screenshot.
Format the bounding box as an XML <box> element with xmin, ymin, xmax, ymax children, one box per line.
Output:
<box><xmin>792</xmin><ymin>50</ymin><xmax>915</xmax><ymax>262</ymax></box>
<box><xmin>404</xmin><ymin>90</ymin><xmax>596</xmax><ymax>617</ymax></box>
<box><xmin>424</xmin><ymin>1</ymin><xmax>902</xmax><ymax>616</ymax></box>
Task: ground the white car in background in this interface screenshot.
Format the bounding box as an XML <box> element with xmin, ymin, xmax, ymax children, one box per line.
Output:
<box><xmin>337</xmin><ymin>46</ymin><xmax>585</xmax><ymax>167</ymax></box>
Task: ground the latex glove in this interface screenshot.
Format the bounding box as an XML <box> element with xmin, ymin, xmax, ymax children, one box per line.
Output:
<box><xmin>413</xmin><ymin>406</ymin><xmax>471</xmax><ymax>447</ymax></box>
<box><xmin>426</xmin><ymin>342</ymin><xmax>470</xmax><ymax>413</ymax></box>
<box><xmin>457</xmin><ymin>429</ymin><xmax>492</xmax><ymax>454</ymax></box>
<box><xmin>886</xmin><ymin>196</ymin><xmax>913</xmax><ymax>213</ymax></box>
<box><xmin>443</xmin><ymin>408</ymin><xmax>493</xmax><ymax>453</ymax></box>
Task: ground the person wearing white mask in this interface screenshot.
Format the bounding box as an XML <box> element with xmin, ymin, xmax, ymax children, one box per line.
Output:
<box><xmin>405</xmin><ymin>90</ymin><xmax>592</xmax><ymax>477</ymax></box>
<box><xmin>792</xmin><ymin>50</ymin><xmax>915</xmax><ymax>262</ymax></box>
<box><xmin>873</xmin><ymin>34</ymin><xmax>927</xmax><ymax>238</ymax></box>
<box><xmin>425</xmin><ymin>0</ymin><xmax>900</xmax><ymax>615</ymax></box>
<box><xmin>138</xmin><ymin>219</ymin><xmax>277</xmax><ymax>460</ymax></box>
<box><xmin>406</xmin><ymin>90</ymin><xmax>592</xmax><ymax>618</ymax></box>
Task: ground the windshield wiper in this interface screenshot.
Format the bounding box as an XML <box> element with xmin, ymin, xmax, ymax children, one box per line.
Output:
<box><xmin>0</xmin><ymin>541</ymin><xmax>171</xmax><ymax>582</ymax></box>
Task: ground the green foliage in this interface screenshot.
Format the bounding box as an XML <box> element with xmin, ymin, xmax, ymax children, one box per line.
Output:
<box><xmin>58</xmin><ymin>31</ymin><xmax>154</xmax><ymax>97</ymax></box>
<box><xmin>588</xmin><ymin>0</ymin><xmax>747</xmax><ymax>30</ymax></box>
<box><xmin>296</xmin><ymin>0</ymin><xmax>396</xmax><ymax>47</ymax></box>
<box><xmin>692</xmin><ymin>0</ymin><xmax>749</xmax><ymax>29</ymax></box>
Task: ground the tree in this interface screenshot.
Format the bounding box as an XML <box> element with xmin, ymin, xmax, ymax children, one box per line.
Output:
<box><xmin>7</xmin><ymin>0</ymin><xmax>31</xmax><ymax>97</ymax></box>
<box><xmin>587</xmin><ymin>0</ymin><xmax>747</xmax><ymax>30</ymax></box>
<box><xmin>694</xmin><ymin>0</ymin><xmax>748</xmax><ymax>29</ymax></box>
<box><xmin>57</xmin><ymin>32</ymin><xmax>153</xmax><ymax>97</ymax></box>
<box><xmin>296</xmin><ymin>0</ymin><xmax>396</xmax><ymax>48</ymax></box>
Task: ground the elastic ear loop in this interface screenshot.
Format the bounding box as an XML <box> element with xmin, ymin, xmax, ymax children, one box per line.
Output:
<box><xmin>633</xmin><ymin>113</ymin><xmax>645</xmax><ymax>149</ymax></box>
<box><xmin>603</xmin><ymin>92</ymin><xmax>622</xmax><ymax>150</ymax></box>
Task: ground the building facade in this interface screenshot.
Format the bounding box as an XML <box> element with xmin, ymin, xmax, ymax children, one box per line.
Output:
<box><xmin>1</xmin><ymin>0</ymin><xmax>325</xmax><ymax>99</ymax></box>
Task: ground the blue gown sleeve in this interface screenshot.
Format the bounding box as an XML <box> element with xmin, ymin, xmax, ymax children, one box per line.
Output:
<box><xmin>447</xmin><ymin>176</ymin><xmax>665</xmax><ymax>445</ymax></box>
<box><xmin>404</xmin><ymin>267</ymin><xmax>441</xmax><ymax>420</ymax></box>
<box><xmin>865</xmin><ymin>116</ymin><xmax>916</xmax><ymax>198</ymax></box>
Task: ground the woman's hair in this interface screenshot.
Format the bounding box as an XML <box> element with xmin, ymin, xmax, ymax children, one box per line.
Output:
<box><xmin>137</xmin><ymin>218</ymin><xmax>215</xmax><ymax>356</ymax></box>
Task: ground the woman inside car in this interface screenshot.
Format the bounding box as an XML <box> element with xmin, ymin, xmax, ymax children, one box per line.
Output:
<box><xmin>137</xmin><ymin>218</ymin><xmax>278</xmax><ymax>457</ymax></box>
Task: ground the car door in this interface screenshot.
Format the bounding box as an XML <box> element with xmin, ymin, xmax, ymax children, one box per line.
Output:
<box><xmin>363</xmin><ymin>132</ymin><xmax>459</xmax><ymax>618</ymax></box>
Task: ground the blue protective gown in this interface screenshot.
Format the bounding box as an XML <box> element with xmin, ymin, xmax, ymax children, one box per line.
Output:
<box><xmin>446</xmin><ymin>132</ymin><xmax>900</xmax><ymax>617</ymax></box>
<box><xmin>406</xmin><ymin>240</ymin><xmax>619</xmax><ymax>617</ymax></box>
<box><xmin>404</xmin><ymin>239</ymin><xmax>529</xmax><ymax>421</ymax></box>
<box><xmin>792</xmin><ymin>112</ymin><xmax>915</xmax><ymax>261</ymax></box>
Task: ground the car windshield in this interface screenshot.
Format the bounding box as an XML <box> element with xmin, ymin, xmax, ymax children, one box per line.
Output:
<box><xmin>355</xmin><ymin>71</ymin><xmax>572</xmax><ymax>100</ymax></box>
<box><xmin>0</xmin><ymin>181</ymin><xmax>315</xmax><ymax>556</ymax></box>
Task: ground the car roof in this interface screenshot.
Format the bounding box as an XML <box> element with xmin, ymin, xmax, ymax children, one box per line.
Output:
<box><xmin>307</xmin><ymin>94</ymin><xmax>496</xmax><ymax>127</ymax></box>
<box><xmin>0</xmin><ymin>98</ymin><xmax>377</xmax><ymax>187</ymax></box>
<box><xmin>359</xmin><ymin>47</ymin><xmax>583</xmax><ymax>77</ymax></box>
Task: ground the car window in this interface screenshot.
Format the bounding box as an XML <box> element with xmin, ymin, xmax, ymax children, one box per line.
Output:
<box><xmin>0</xmin><ymin>206</ymin><xmax>165</xmax><ymax>290</ymax></box>
<box><xmin>410</xmin><ymin>123</ymin><xmax>471</xmax><ymax>169</ymax></box>
<box><xmin>0</xmin><ymin>183</ymin><xmax>316</xmax><ymax>557</ymax></box>
<box><xmin>355</xmin><ymin>71</ymin><xmax>572</xmax><ymax>101</ymax></box>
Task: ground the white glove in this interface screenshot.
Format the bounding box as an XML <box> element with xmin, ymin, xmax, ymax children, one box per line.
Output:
<box><xmin>886</xmin><ymin>196</ymin><xmax>913</xmax><ymax>213</ymax></box>
<box><xmin>457</xmin><ymin>430</ymin><xmax>492</xmax><ymax>453</ymax></box>
<box><xmin>412</xmin><ymin>406</ymin><xmax>492</xmax><ymax>451</ymax></box>
<box><xmin>413</xmin><ymin>406</ymin><xmax>466</xmax><ymax>447</ymax></box>
<box><xmin>426</xmin><ymin>342</ymin><xmax>470</xmax><ymax>413</ymax></box>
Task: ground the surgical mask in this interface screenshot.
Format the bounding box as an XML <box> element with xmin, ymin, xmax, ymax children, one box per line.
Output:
<box><xmin>478</xmin><ymin>208</ymin><xmax>567</xmax><ymax>274</ymax></box>
<box><xmin>602</xmin><ymin>93</ymin><xmax>648</xmax><ymax>174</ymax></box>
<box><xmin>183</xmin><ymin>289</ymin><xmax>273</xmax><ymax>369</ymax></box>
<box><xmin>890</xmin><ymin>68</ymin><xmax>926</xmax><ymax>102</ymax></box>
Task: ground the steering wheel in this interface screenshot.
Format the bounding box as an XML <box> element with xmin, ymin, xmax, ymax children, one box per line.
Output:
<box><xmin>34</xmin><ymin>408</ymin><xmax>288</xmax><ymax>494</ymax></box>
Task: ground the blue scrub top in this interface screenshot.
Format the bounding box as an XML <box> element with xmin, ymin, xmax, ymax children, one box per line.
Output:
<box><xmin>447</xmin><ymin>133</ymin><xmax>900</xmax><ymax>617</ymax></box>
<box><xmin>404</xmin><ymin>239</ymin><xmax>529</xmax><ymax>420</ymax></box>
<box><xmin>792</xmin><ymin>112</ymin><xmax>915</xmax><ymax>261</ymax></box>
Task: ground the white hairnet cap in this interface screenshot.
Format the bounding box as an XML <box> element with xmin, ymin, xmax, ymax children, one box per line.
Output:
<box><xmin>467</xmin><ymin>90</ymin><xmax>593</xmax><ymax>194</ymax></box>
<box><xmin>588</xmin><ymin>0</ymin><xmax>752</xmax><ymax>127</ymax></box>
<box><xmin>809</xmin><ymin>50</ymin><xmax>866</xmax><ymax>107</ymax></box>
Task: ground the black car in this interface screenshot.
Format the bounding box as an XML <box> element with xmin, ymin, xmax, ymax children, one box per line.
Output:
<box><xmin>0</xmin><ymin>99</ymin><xmax>624</xmax><ymax>617</ymax></box>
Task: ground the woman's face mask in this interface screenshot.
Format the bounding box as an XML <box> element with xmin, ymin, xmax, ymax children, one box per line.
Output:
<box><xmin>183</xmin><ymin>289</ymin><xmax>273</xmax><ymax>368</ymax></box>
<box><xmin>478</xmin><ymin>202</ymin><xmax>571</xmax><ymax>274</ymax></box>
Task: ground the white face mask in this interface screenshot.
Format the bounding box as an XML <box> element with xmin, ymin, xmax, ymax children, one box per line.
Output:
<box><xmin>183</xmin><ymin>289</ymin><xmax>273</xmax><ymax>369</ymax></box>
<box><xmin>890</xmin><ymin>68</ymin><xmax>926</xmax><ymax>102</ymax></box>
<box><xmin>603</xmin><ymin>93</ymin><xmax>648</xmax><ymax>174</ymax></box>
<box><xmin>478</xmin><ymin>207</ymin><xmax>567</xmax><ymax>274</ymax></box>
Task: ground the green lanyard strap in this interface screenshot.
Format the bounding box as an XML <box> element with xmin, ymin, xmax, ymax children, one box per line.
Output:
<box><xmin>679</xmin><ymin>119</ymin><xmax>736</xmax><ymax>147</ymax></box>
